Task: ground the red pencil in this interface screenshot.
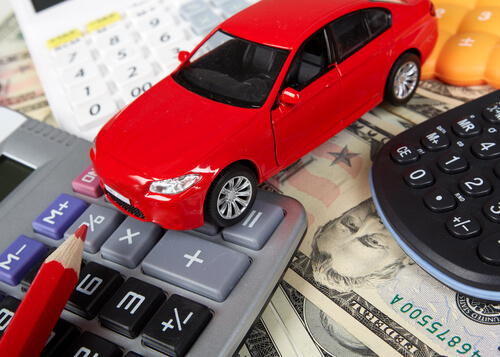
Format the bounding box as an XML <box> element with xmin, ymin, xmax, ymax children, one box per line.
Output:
<box><xmin>0</xmin><ymin>224</ymin><xmax>87</xmax><ymax>357</ymax></box>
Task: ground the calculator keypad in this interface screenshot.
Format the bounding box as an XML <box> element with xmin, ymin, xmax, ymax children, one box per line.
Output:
<box><xmin>44</xmin><ymin>0</ymin><xmax>256</xmax><ymax>139</ymax></box>
<box><xmin>395</xmin><ymin>112</ymin><xmax>500</xmax><ymax>241</ymax></box>
<box><xmin>371</xmin><ymin>90</ymin><xmax>500</xmax><ymax>301</ymax></box>
<box><xmin>0</xmin><ymin>160</ymin><xmax>291</xmax><ymax>356</ymax></box>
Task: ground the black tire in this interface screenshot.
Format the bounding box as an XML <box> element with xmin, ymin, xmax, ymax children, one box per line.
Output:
<box><xmin>384</xmin><ymin>53</ymin><xmax>421</xmax><ymax>106</ymax></box>
<box><xmin>205</xmin><ymin>165</ymin><xmax>257</xmax><ymax>227</ymax></box>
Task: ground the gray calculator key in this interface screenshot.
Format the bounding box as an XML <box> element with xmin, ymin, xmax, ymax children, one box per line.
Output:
<box><xmin>190</xmin><ymin>11</ymin><xmax>222</xmax><ymax>36</ymax></box>
<box><xmin>142</xmin><ymin>231</ymin><xmax>250</xmax><ymax>302</ymax></box>
<box><xmin>218</xmin><ymin>0</ymin><xmax>249</xmax><ymax>18</ymax></box>
<box><xmin>65</xmin><ymin>204</ymin><xmax>124</xmax><ymax>253</ymax></box>
<box><xmin>179</xmin><ymin>0</ymin><xmax>209</xmax><ymax>20</ymax></box>
<box><xmin>222</xmin><ymin>200</ymin><xmax>284</xmax><ymax>250</ymax></box>
<box><xmin>101</xmin><ymin>216</ymin><xmax>163</xmax><ymax>268</ymax></box>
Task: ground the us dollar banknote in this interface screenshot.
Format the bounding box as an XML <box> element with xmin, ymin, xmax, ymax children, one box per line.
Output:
<box><xmin>246</xmin><ymin>86</ymin><xmax>500</xmax><ymax>357</ymax></box>
<box><xmin>0</xmin><ymin>12</ymin><xmax>54</xmax><ymax>124</ymax></box>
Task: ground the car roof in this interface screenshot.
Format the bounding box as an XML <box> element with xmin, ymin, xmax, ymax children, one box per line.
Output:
<box><xmin>220</xmin><ymin>0</ymin><xmax>404</xmax><ymax>49</ymax></box>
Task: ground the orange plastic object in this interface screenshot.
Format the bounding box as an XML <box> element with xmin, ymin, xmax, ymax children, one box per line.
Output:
<box><xmin>423</xmin><ymin>1</ymin><xmax>500</xmax><ymax>88</ymax></box>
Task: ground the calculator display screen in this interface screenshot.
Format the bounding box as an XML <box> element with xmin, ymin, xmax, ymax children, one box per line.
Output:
<box><xmin>0</xmin><ymin>156</ymin><xmax>33</xmax><ymax>202</ymax></box>
<box><xmin>31</xmin><ymin>0</ymin><xmax>68</xmax><ymax>12</ymax></box>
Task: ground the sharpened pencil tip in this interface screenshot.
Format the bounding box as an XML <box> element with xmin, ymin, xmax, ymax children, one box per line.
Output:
<box><xmin>74</xmin><ymin>224</ymin><xmax>88</xmax><ymax>242</ymax></box>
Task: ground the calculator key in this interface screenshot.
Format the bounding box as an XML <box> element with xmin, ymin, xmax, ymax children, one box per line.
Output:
<box><xmin>74</xmin><ymin>94</ymin><xmax>118</xmax><ymax>131</ymax></box>
<box><xmin>180</xmin><ymin>0</ymin><xmax>210</xmax><ymax>20</ymax></box>
<box><xmin>142</xmin><ymin>231</ymin><xmax>250</xmax><ymax>302</ymax></box>
<box><xmin>452</xmin><ymin>115</ymin><xmax>482</xmax><ymax>137</ymax></box>
<box><xmin>458</xmin><ymin>7</ymin><xmax>500</xmax><ymax>37</ymax></box>
<box><xmin>483</xmin><ymin>101</ymin><xmax>500</xmax><ymax>124</ymax></box>
<box><xmin>62</xmin><ymin>62</ymin><xmax>101</xmax><ymax>87</ymax></box>
<box><xmin>72</xmin><ymin>164</ymin><xmax>104</xmax><ymax>198</ymax></box>
<box><xmin>67</xmin><ymin>262</ymin><xmax>124</xmax><ymax>319</ymax></box>
<box><xmin>0</xmin><ymin>295</ymin><xmax>20</xmax><ymax>337</ymax></box>
<box><xmin>52</xmin><ymin>42</ymin><xmax>92</xmax><ymax>68</ymax></box>
<box><xmin>41</xmin><ymin>319</ymin><xmax>80</xmax><ymax>357</ymax></box>
<box><xmin>32</xmin><ymin>193</ymin><xmax>88</xmax><ymax>239</ymax></box>
<box><xmin>67</xmin><ymin>78</ymin><xmax>109</xmax><ymax>106</ymax></box>
<box><xmin>135</xmin><ymin>13</ymin><xmax>176</xmax><ymax>34</ymax></box>
<box><xmin>424</xmin><ymin>188</ymin><xmax>456</xmax><ymax>213</ymax></box>
<box><xmin>145</xmin><ymin>27</ymin><xmax>185</xmax><ymax>50</ymax></box>
<box><xmin>93</xmin><ymin>27</ymin><xmax>134</xmax><ymax>52</ymax></box>
<box><xmin>21</xmin><ymin>247</ymin><xmax>56</xmax><ymax>289</ymax></box>
<box><xmin>483</xmin><ymin>197</ymin><xmax>500</xmax><ymax>223</ymax></box>
<box><xmin>155</xmin><ymin>45</ymin><xmax>185</xmax><ymax>73</ymax></box>
<box><xmin>65</xmin><ymin>204</ymin><xmax>124</xmax><ymax>253</ymax></box>
<box><xmin>477</xmin><ymin>233</ymin><xmax>500</xmax><ymax>265</ymax></box>
<box><xmin>190</xmin><ymin>11</ymin><xmax>223</xmax><ymax>36</ymax></box>
<box><xmin>120</xmin><ymin>77</ymin><xmax>157</xmax><ymax>104</ymax></box>
<box><xmin>111</xmin><ymin>60</ymin><xmax>155</xmax><ymax>86</ymax></box>
<box><xmin>437</xmin><ymin>151</ymin><xmax>468</xmax><ymax>174</ymax></box>
<box><xmin>99</xmin><ymin>278</ymin><xmax>166</xmax><ymax>338</ymax></box>
<box><xmin>142</xmin><ymin>294</ymin><xmax>212</xmax><ymax>357</ymax></box>
<box><xmin>421</xmin><ymin>129</ymin><xmax>450</xmax><ymax>151</ymax></box>
<box><xmin>127</xmin><ymin>1</ymin><xmax>161</xmax><ymax>19</ymax></box>
<box><xmin>86</xmin><ymin>12</ymin><xmax>123</xmax><ymax>35</ymax></box>
<box><xmin>0</xmin><ymin>236</ymin><xmax>47</xmax><ymax>286</ymax></box>
<box><xmin>223</xmin><ymin>200</ymin><xmax>284</xmax><ymax>250</ymax></box>
<box><xmin>471</xmin><ymin>136</ymin><xmax>500</xmax><ymax>159</ymax></box>
<box><xmin>218</xmin><ymin>0</ymin><xmax>250</xmax><ymax>18</ymax></box>
<box><xmin>103</xmin><ymin>45</ymin><xmax>143</xmax><ymax>67</ymax></box>
<box><xmin>63</xmin><ymin>331</ymin><xmax>122</xmax><ymax>357</ymax></box>
<box><xmin>101</xmin><ymin>216</ymin><xmax>162</xmax><ymax>268</ymax></box>
<box><xmin>446</xmin><ymin>212</ymin><xmax>481</xmax><ymax>239</ymax></box>
<box><xmin>390</xmin><ymin>144</ymin><xmax>419</xmax><ymax>164</ymax></box>
<box><xmin>459</xmin><ymin>173</ymin><xmax>492</xmax><ymax>197</ymax></box>
<box><xmin>403</xmin><ymin>166</ymin><xmax>434</xmax><ymax>188</ymax></box>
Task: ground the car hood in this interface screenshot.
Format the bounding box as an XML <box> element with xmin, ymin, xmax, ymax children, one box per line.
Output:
<box><xmin>96</xmin><ymin>76</ymin><xmax>258</xmax><ymax>179</ymax></box>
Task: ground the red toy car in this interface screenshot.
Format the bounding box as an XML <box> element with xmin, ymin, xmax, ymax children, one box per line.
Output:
<box><xmin>91</xmin><ymin>0</ymin><xmax>437</xmax><ymax>230</ymax></box>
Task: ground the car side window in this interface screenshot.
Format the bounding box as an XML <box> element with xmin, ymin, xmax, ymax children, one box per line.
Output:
<box><xmin>330</xmin><ymin>12</ymin><xmax>369</xmax><ymax>60</ymax></box>
<box><xmin>330</xmin><ymin>9</ymin><xmax>391</xmax><ymax>61</ymax></box>
<box><xmin>365</xmin><ymin>9</ymin><xmax>391</xmax><ymax>37</ymax></box>
<box><xmin>282</xmin><ymin>29</ymin><xmax>331</xmax><ymax>90</ymax></box>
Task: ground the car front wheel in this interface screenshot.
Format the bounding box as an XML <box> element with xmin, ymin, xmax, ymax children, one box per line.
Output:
<box><xmin>205</xmin><ymin>165</ymin><xmax>257</xmax><ymax>227</ymax></box>
<box><xmin>384</xmin><ymin>53</ymin><xmax>421</xmax><ymax>106</ymax></box>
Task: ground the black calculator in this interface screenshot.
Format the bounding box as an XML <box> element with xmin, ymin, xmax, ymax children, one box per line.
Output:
<box><xmin>370</xmin><ymin>90</ymin><xmax>500</xmax><ymax>302</ymax></box>
<box><xmin>0</xmin><ymin>108</ymin><xmax>307</xmax><ymax>356</ymax></box>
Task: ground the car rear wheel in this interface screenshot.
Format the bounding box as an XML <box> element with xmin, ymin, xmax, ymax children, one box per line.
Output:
<box><xmin>205</xmin><ymin>165</ymin><xmax>257</xmax><ymax>227</ymax></box>
<box><xmin>384</xmin><ymin>53</ymin><xmax>421</xmax><ymax>106</ymax></box>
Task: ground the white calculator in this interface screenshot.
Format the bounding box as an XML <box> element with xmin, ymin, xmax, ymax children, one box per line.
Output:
<box><xmin>9</xmin><ymin>0</ymin><xmax>257</xmax><ymax>140</ymax></box>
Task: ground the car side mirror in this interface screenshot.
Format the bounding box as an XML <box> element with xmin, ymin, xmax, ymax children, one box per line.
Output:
<box><xmin>280</xmin><ymin>88</ymin><xmax>301</xmax><ymax>105</ymax></box>
<box><xmin>178</xmin><ymin>50</ymin><xmax>190</xmax><ymax>62</ymax></box>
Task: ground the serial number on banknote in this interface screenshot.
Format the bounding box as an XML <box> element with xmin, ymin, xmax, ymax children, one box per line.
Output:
<box><xmin>391</xmin><ymin>294</ymin><xmax>481</xmax><ymax>356</ymax></box>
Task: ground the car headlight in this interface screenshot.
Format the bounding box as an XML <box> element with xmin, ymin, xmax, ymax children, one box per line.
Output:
<box><xmin>149</xmin><ymin>174</ymin><xmax>202</xmax><ymax>195</ymax></box>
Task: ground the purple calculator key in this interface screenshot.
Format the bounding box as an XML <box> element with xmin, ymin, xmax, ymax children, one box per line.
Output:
<box><xmin>72</xmin><ymin>164</ymin><xmax>104</xmax><ymax>198</ymax></box>
<box><xmin>32</xmin><ymin>193</ymin><xmax>88</xmax><ymax>240</ymax></box>
<box><xmin>0</xmin><ymin>235</ymin><xmax>47</xmax><ymax>286</ymax></box>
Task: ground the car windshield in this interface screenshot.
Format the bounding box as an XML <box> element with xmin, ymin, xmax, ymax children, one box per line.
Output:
<box><xmin>173</xmin><ymin>31</ymin><xmax>289</xmax><ymax>108</ymax></box>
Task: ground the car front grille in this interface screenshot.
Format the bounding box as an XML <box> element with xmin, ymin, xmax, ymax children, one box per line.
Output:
<box><xmin>106</xmin><ymin>190</ymin><xmax>146</xmax><ymax>220</ymax></box>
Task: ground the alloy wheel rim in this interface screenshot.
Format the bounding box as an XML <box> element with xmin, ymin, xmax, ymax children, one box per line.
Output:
<box><xmin>217</xmin><ymin>176</ymin><xmax>253</xmax><ymax>219</ymax></box>
<box><xmin>394</xmin><ymin>62</ymin><xmax>418</xmax><ymax>100</ymax></box>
